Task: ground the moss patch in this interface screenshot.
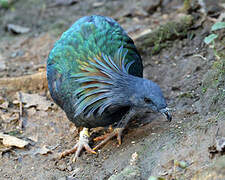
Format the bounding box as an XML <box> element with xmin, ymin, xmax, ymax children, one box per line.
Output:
<box><xmin>136</xmin><ymin>15</ymin><xmax>194</xmax><ymax>55</ymax></box>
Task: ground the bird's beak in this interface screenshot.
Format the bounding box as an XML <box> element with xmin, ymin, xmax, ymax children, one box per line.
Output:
<box><xmin>160</xmin><ymin>108</ymin><xmax>172</xmax><ymax>122</ymax></box>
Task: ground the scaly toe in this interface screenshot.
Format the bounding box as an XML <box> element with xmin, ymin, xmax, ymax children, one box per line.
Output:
<box><xmin>72</xmin><ymin>143</ymin><xmax>96</xmax><ymax>162</ymax></box>
<box><xmin>58</xmin><ymin>143</ymin><xmax>78</xmax><ymax>159</ymax></box>
<box><xmin>59</xmin><ymin>128</ymin><xmax>96</xmax><ymax>161</ymax></box>
<box><xmin>93</xmin><ymin>128</ymin><xmax>124</xmax><ymax>150</ymax></box>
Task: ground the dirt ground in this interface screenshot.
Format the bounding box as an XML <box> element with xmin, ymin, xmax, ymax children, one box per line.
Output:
<box><xmin>0</xmin><ymin>0</ymin><xmax>225</xmax><ymax>180</ymax></box>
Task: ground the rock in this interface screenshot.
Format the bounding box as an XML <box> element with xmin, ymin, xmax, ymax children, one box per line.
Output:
<box><xmin>57</xmin><ymin>161</ymin><xmax>67</xmax><ymax>171</ymax></box>
<box><xmin>108</xmin><ymin>165</ymin><xmax>141</xmax><ymax>180</ymax></box>
<box><xmin>199</xmin><ymin>0</ymin><xmax>224</xmax><ymax>16</ymax></box>
<box><xmin>141</xmin><ymin>0</ymin><xmax>162</xmax><ymax>14</ymax></box>
<box><xmin>93</xmin><ymin>2</ymin><xmax>104</xmax><ymax>8</ymax></box>
<box><xmin>216</xmin><ymin>136</ymin><xmax>225</xmax><ymax>152</ymax></box>
<box><xmin>67</xmin><ymin>165</ymin><xmax>73</xmax><ymax>172</ymax></box>
<box><xmin>6</xmin><ymin>24</ymin><xmax>30</xmax><ymax>34</ymax></box>
<box><xmin>0</xmin><ymin>55</ymin><xmax>6</xmax><ymax>71</ymax></box>
<box><xmin>34</xmin><ymin>145</ymin><xmax>52</xmax><ymax>155</ymax></box>
<box><xmin>57</xmin><ymin>177</ymin><xmax>66</xmax><ymax>180</ymax></box>
<box><xmin>0</xmin><ymin>61</ymin><xmax>6</xmax><ymax>71</ymax></box>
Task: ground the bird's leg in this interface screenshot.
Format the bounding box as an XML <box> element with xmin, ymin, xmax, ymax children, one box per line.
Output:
<box><xmin>93</xmin><ymin>125</ymin><xmax>113</xmax><ymax>141</ymax></box>
<box><xmin>93</xmin><ymin>108</ymin><xmax>136</xmax><ymax>150</ymax></box>
<box><xmin>58</xmin><ymin>127</ymin><xmax>96</xmax><ymax>162</ymax></box>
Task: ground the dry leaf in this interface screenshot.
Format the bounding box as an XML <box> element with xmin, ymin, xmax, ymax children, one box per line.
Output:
<box><xmin>0</xmin><ymin>132</ymin><xmax>29</xmax><ymax>148</ymax></box>
<box><xmin>1</xmin><ymin>113</ymin><xmax>19</xmax><ymax>123</ymax></box>
<box><xmin>132</xmin><ymin>29</ymin><xmax>152</xmax><ymax>41</ymax></box>
<box><xmin>15</xmin><ymin>92</ymin><xmax>52</xmax><ymax>111</ymax></box>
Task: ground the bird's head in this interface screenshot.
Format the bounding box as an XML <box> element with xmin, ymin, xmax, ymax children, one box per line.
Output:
<box><xmin>129</xmin><ymin>77</ymin><xmax>172</xmax><ymax>121</ymax></box>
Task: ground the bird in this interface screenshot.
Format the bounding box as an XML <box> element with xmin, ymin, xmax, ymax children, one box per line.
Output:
<box><xmin>47</xmin><ymin>15</ymin><xmax>172</xmax><ymax>161</ymax></box>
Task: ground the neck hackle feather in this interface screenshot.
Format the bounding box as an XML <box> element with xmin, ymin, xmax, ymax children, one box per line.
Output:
<box><xmin>70</xmin><ymin>46</ymin><xmax>134</xmax><ymax>118</ymax></box>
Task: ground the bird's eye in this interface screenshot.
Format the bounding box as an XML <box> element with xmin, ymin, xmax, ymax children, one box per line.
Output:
<box><xmin>144</xmin><ymin>97</ymin><xmax>152</xmax><ymax>104</ymax></box>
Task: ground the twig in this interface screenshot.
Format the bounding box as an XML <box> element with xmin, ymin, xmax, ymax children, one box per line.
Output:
<box><xmin>17</xmin><ymin>92</ymin><xmax>24</xmax><ymax>130</ymax></box>
<box><xmin>192</xmin><ymin>54</ymin><xmax>207</xmax><ymax>61</ymax></box>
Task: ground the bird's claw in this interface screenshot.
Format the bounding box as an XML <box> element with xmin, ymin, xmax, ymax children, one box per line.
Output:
<box><xmin>58</xmin><ymin>141</ymin><xmax>96</xmax><ymax>162</ymax></box>
<box><xmin>72</xmin><ymin>142</ymin><xmax>96</xmax><ymax>162</ymax></box>
<box><xmin>58</xmin><ymin>128</ymin><xmax>96</xmax><ymax>161</ymax></box>
<box><xmin>93</xmin><ymin>128</ymin><xmax>124</xmax><ymax>150</ymax></box>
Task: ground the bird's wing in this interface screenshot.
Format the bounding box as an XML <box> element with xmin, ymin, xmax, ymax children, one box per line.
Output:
<box><xmin>48</xmin><ymin>15</ymin><xmax>143</xmax><ymax>78</ymax></box>
<box><xmin>47</xmin><ymin>15</ymin><xmax>143</xmax><ymax>116</ymax></box>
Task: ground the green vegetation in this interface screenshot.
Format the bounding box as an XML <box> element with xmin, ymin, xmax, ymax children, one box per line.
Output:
<box><xmin>0</xmin><ymin>0</ymin><xmax>10</xmax><ymax>8</ymax></box>
<box><xmin>204</xmin><ymin>22</ymin><xmax>225</xmax><ymax>45</ymax></box>
<box><xmin>202</xmin><ymin>22</ymin><xmax>225</xmax><ymax>113</ymax></box>
<box><xmin>136</xmin><ymin>15</ymin><xmax>194</xmax><ymax>54</ymax></box>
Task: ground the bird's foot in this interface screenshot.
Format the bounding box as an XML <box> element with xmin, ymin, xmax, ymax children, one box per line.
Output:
<box><xmin>58</xmin><ymin>128</ymin><xmax>96</xmax><ymax>162</ymax></box>
<box><xmin>93</xmin><ymin>127</ymin><xmax>125</xmax><ymax>150</ymax></box>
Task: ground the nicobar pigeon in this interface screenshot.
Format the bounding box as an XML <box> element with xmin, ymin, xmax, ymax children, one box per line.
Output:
<box><xmin>47</xmin><ymin>15</ymin><xmax>172</xmax><ymax>161</ymax></box>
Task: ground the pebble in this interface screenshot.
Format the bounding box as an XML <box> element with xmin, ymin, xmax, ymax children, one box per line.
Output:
<box><xmin>70</xmin><ymin>168</ymin><xmax>80</xmax><ymax>176</ymax></box>
<box><xmin>67</xmin><ymin>165</ymin><xmax>72</xmax><ymax>172</ymax></box>
<box><xmin>57</xmin><ymin>177</ymin><xmax>66</xmax><ymax>180</ymax></box>
<box><xmin>57</xmin><ymin>163</ymin><xmax>67</xmax><ymax>171</ymax></box>
<box><xmin>0</xmin><ymin>60</ymin><xmax>6</xmax><ymax>71</ymax></box>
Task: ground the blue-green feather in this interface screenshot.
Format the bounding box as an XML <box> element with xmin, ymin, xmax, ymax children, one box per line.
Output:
<box><xmin>47</xmin><ymin>15</ymin><xmax>143</xmax><ymax>128</ymax></box>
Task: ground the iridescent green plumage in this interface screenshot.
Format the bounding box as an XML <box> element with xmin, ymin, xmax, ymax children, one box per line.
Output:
<box><xmin>47</xmin><ymin>15</ymin><xmax>143</xmax><ymax>128</ymax></box>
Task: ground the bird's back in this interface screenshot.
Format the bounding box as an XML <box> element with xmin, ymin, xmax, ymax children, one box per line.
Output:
<box><xmin>47</xmin><ymin>15</ymin><xmax>143</xmax><ymax>128</ymax></box>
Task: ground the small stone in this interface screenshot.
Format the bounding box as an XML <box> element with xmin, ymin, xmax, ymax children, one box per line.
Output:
<box><xmin>216</xmin><ymin>136</ymin><xmax>225</xmax><ymax>152</ymax></box>
<box><xmin>93</xmin><ymin>2</ymin><xmax>104</xmax><ymax>8</ymax></box>
<box><xmin>130</xmin><ymin>152</ymin><xmax>139</xmax><ymax>165</ymax></box>
<box><xmin>141</xmin><ymin>0</ymin><xmax>161</xmax><ymax>14</ymax></box>
<box><xmin>57</xmin><ymin>162</ymin><xmax>67</xmax><ymax>171</ymax></box>
<box><xmin>67</xmin><ymin>165</ymin><xmax>72</xmax><ymax>172</ymax></box>
<box><xmin>174</xmin><ymin>160</ymin><xmax>188</xmax><ymax>169</ymax></box>
<box><xmin>109</xmin><ymin>165</ymin><xmax>141</xmax><ymax>180</ymax></box>
<box><xmin>70</xmin><ymin>168</ymin><xmax>80</xmax><ymax>176</ymax></box>
<box><xmin>27</xmin><ymin>107</ymin><xmax>37</xmax><ymax>116</ymax></box>
<box><xmin>159</xmin><ymin>170</ymin><xmax>168</xmax><ymax>176</ymax></box>
<box><xmin>0</xmin><ymin>101</ymin><xmax>9</xmax><ymax>109</ymax></box>
<box><xmin>148</xmin><ymin>176</ymin><xmax>158</xmax><ymax>180</ymax></box>
<box><xmin>0</xmin><ymin>60</ymin><xmax>6</xmax><ymax>71</ymax></box>
<box><xmin>6</xmin><ymin>24</ymin><xmax>30</xmax><ymax>34</ymax></box>
<box><xmin>57</xmin><ymin>177</ymin><xmax>66</xmax><ymax>180</ymax></box>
